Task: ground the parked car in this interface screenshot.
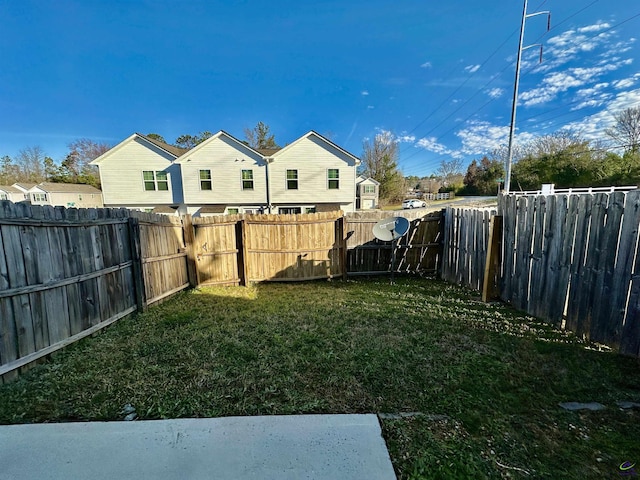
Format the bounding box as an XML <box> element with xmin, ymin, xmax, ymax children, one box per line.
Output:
<box><xmin>402</xmin><ymin>199</ymin><xmax>426</xmax><ymax>209</ymax></box>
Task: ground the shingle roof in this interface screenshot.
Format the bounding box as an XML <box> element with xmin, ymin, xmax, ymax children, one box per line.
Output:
<box><xmin>138</xmin><ymin>134</ymin><xmax>188</xmax><ymax>157</ymax></box>
<box><xmin>151</xmin><ymin>205</ymin><xmax>179</xmax><ymax>214</ymax></box>
<box><xmin>0</xmin><ymin>185</ymin><xmax>23</xmax><ymax>194</ymax></box>
<box><xmin>36</xmin><ymin>182</ymin><xmax>102</xmax><ymax>194</ymax></box>
<box><xmin>13</xmin><ymin>183</ymin><xmax>37</xmax><ymax>191</ymax></box>
<box><xmin>256</xmin><ymin>148</ymin><xmax>282</xmax><ymax>156</ymax></box>
<box><xmin>198</xmin><ymin>205</ymin><xmax>227</xmax><ymax>214</ymax></box>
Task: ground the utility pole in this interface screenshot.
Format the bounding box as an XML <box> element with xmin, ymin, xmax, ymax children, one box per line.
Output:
<box><xmin>504</xmin><ymin>0</ymin><xmax>550</xmax><ymax>194</ymax></box>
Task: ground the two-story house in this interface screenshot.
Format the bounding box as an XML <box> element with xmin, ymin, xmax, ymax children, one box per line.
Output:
<box><xmin>93</xmin><ymin>130</ymin><xmax>361</xmax><ymax>215</ymax></box>
<box><xmin>356</xmin><ymin>176</ymin><xmax>380</xmax><ymax>210</ymax></box>
<box><xmin>90</xmin><ymin>133</ymin><xmax>186</xmax><ymax>214</ymax></box>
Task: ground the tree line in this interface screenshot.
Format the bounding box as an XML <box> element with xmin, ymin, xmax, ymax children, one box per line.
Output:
<box><xmin>361</xmin><ymin>106</ymin><xmax>640</xmax><ymax>202</ymax></box>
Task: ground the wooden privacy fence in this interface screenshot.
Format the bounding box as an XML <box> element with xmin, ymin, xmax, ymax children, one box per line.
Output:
<box><xmin>441</xmin><ymin>207</ymin><xmax>496</xmax><ymax>292</ymax></box>
<box><xmin>190</xmin><ymin>212</ymin><xmax>345</xmax><ymax>286</ymax></box>
<box><xmin>0</xmin><ymin>203</ymin><xmax>190</xmax><ymax>381</ymax></box>
<box><xmin>499</xmin><ymin>191</ymin><xmax>640</xmax><ymax>356</ymax></box>
<box><xmin>440</xmin><ymin>192</ymin><xmax>640</xmax><ymax>357</ymax></box>
<box><xmin>1</xmin><ymin>204</ymin><xmax>445</xmax><ymax>380</ymax></box>
<box><xmin>345</xmin><ymin>210</ymin><xmax>443</xmax><ymax>276</ymax></box>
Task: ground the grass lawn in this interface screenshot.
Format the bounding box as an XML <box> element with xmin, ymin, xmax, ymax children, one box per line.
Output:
<box><xmin>1</xmin><ymin>277</ymin><xmax>639</xmax><ymax>479</ymax></box>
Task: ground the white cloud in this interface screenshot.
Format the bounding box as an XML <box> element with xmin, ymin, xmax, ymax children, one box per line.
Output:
<box><xmin>367</xmin><ymin>105</ymin><xmax>374</xmax><ymax>109</ymax></box>
<box><xmin>420</xmin><ymin>61</ymin><xmax>432</xmax><ymax>68</ymax></box>
<box><xmin>455</xmin><ymin>120</ymin><xmax>535</xmax><ymax>156</ymax></box>
<box><xmin>520</xmin><ymin>63</ymin><xmax>625</xmax><ymax>107</ymax></box>
<box><xmin>464</xmin><ymin>64</ymin><xmax>480</xmax><ymax>73</ymax></box>
<box><xmin>361</xmin><ymin>90</ymin><xmax>369</xmax><ymax>96</ymax></box>
<box><xmin>397</xmin><ymin>134</ymin><xmax>416</xmax><ymax>143</ymax></box>
<box><xmin>563</xmin><ymin>88</ymin><xmax>640</xmax><ymax>142</ymax></box>
<box><xmin>487</xmin><ymin>88</ymin><xmax>505</xmax><ymax>99</ymax></box>
<box><xmin>415</xmin><ymin>136</ymin><xmax>457</xmax><ymax>156</ymax></box>
<box><xmin>578</xmin><ymin>22</ymin><xmax>611</xmax><ymax>33</ymax></box>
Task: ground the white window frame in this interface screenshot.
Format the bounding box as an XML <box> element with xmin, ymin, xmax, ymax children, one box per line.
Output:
<box><xmin>0</xmin><ymin>192</ymin><xmax>7</xmax><ymax>200</ymax></box>
<box><xmin>286</xmin><ymin>169</ymin><xmax>298</xmax><ymax>190</ymax></box>
<box><xmin>199</xmin><ymin>169</ymin><xmax>212</xmax><ymax>191</ymax></box>
<box><xmin>242</xmin><ymin>169</ymin><xmax>254</xmax><ymax>190</ymax></box>
<box><xmin>363</xmin><ymin>184</ymin><xmax>375</xmax><ymax>194</ymax></box>
<box><xmin>327</xmin><ymin>169</ymin><xmax>340</xmax><ymax>189</ymax></box>
<box><xmin>143</xmin><ymin>170</ymin><xmax>169</xmax><ymax>191</ymax></box>
<box><xmin>32</xmin><ymin>193</ymin><xmax>48</xmax><ymax>202</ymax></box>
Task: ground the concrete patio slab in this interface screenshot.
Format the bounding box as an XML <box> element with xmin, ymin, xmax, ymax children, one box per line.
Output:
<box><xmin>0</xmin><ymin>414</ymin><xmax>396</xmax><ymax>480</ymax></box>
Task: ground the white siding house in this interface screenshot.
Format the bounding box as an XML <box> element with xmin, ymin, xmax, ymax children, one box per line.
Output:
<box><xmin>175</xmin><ymin>131</ymin><xmax>268</xmax><ymax>216</ymax></box>
<box><xmin>93</xmin><ymin>130</ymin><xmax>361</xmax><ymax>215</ymax></box>
<box><xmin>356</xmin><ymin>176</ymin><xmax>380</xmax><ymax>210</ymax></box>
<box><xmin>90</xmin><ymin>134</ymin><xmax>185</xmax><ymax>214</ymax></box>
<box><xmin>267</xmin><ymin>132</ymin><xmax>360</xmax><ymax>214</ymax></box>
<box><xmin>0</xmin><ymin>185</ymin><xmax>24</xmax><ymax>202</ymax></box>
<box><xmin>27</xmin><ymin>183</ymin><xmax>104</xmax><ymax>208</ymax></box>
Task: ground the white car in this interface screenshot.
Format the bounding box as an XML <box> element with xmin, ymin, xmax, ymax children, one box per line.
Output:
<box><xmin>402</xmin><ymin>199</ymin><xmax>426</xmax><ymax>209</ymax></box>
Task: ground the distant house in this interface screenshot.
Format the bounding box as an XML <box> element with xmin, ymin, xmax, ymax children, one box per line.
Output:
<box><xmin>0</xmin><ymin>185</ymin><xmax>25</xmax><ymax>202</ymax></box>
<box><xmin>27</xmin><ymin>182</ymin><xmax>104</xmax><ymax>208</ymax></box>
<box><xmin>11</xmin><ymin>183</ymin><xmax>36</xmax><ymax>201</ymax></box>
<box><xmin>94</xmin><ymin>130</ymin><xmax>361</xmax><ymax>216</ymax></box>
<box><xmin>356</xmin><ymin>176</ymin><xmax>380</xmax><ymax>210</ymax></box>
<box><xmin>90</xmin><ymin>133</ymin><xmax>186</xmax><ymax>214</ymax></box>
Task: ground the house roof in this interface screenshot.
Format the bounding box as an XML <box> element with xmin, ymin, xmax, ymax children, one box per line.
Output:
<box><xmin>357</xmin><ymin>176</ymin><xmax>380</xmax><ymax>186</ymax></box>
<box><xmin>90</xmin><ymin>133</ymin><xmax>186</xmax><ymax>165</ymax></box>
<box><xmin>13</xmin><ymin>183</ymin><xmax>37</xmax><ymax>191</ymax></box>
<box><xmin>256</xmin><ymin>148</ymin><xmax>281</xmax><ymax>156</ymax></box>
<box><xmin>174</xmin><ymin>130</ymin><xmax>264</xmax><ymax>163</ymax></box>
<box><xmin>34</xmin><ymin>182</ymin><xmax>103</xmax><ymax>194</ymax></box>
<box><xmin>198</xmin><ymin>205</ymin><xmax>227</xmax><ymax>214</ymax></box>
<box><xmin>0</xmin><ymin>185</ymin><xmax>23</xmax><ymax>194</ymax></box>
<box><xmin>151</xmin><ymin>205</ymin><xmax>179</xmax><ymax>214</ymax></box>
<box><xmin>315</xmin><ymin>203</ymin><xmax>342</xmax><ymax>212</ymax></box>
<box><xmin>268</xmin><ymin>131</ymin><xmax>361</xmax><ymax>165</ymax></box>
<box><xmin>138</xmin><ymin>134</ymin><xmax>188</xmax><ymax>157</ymax></box>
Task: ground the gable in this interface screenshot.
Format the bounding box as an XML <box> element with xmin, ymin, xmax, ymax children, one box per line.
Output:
<box><xmin>271</xmin><ymin>132</ymin><xmax>359</xmax><ymax>167</ymax></box>
<box><xmin>175</xmin><ymin>131</ymin><xmax>264</xmax><ymax>164</ymax></box>
<box><xmin>91</xmin><ymin>134</ymin><xmax>178</xmax><ymax>165</ymax></box>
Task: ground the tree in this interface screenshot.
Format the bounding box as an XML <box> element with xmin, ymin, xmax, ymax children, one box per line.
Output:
<box><xmin>15</xmin><ymin>146</ymin><xmax>47</xmax><ymax>183</ymax></box>
<box><xmin>462</xmin><ymin>157</ymin><xmax>505</xmax><ymax>195</ymax></box>
<box><xmin>58</xmin><ymin>139</ymin><xmax>110</xmax><ymax>187</ymax></box>
<box><xmin>243</xmin><ymin>122</ymin><xmax>279</xmax><ymax>150</ymax></box>
<box><xmin>437</xmin><ymin>158</ymin><xmax>464</xmax><ymax>191</ymax></box>
<box><xmin>606</xmin><ymin>106</ymin><xmax>640</xmax><ymax>153</ymax></box>
<box><xmin>0</xmin><ymin>155</ymin><xmax>18</xmax><ymax>184</ymax></box>
<box><xmin>146</xmin><ymin>133</ymin><xmax>167</xmax><ymax>144</ymax></box>
<box><xmin>174</xmin><ymin>131</ymin><xmax>213</xmax><ymax>149</ymax></box>
<box><xmin>361</xmin><ymin>131</ymin><xmax>404</xmax><ymax>203</ymax></box>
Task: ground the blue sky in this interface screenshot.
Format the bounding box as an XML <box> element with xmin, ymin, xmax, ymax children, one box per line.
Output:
<box><xmin>1</xmin><ymin>0</ymin><xmax>638</xmax><ymax>177</ymax></box>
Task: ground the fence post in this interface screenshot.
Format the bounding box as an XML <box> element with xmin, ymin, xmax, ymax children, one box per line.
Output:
<box><xmin>236</xmin><ymin>219</ymin><xmax>249</xmax><ymax>286</ymax></box>
<box><xmin>336</xmin><ymin>215</ymin><xmax>347</xmax><ymax>279</ymax></box>
<box><xmin>182</xmin><ymin>214</ymin><xmax>199</xmax><ymax>288</ymax></box>
<box><xmin>127</xmin><ymin>216</ymin><xmax>147</xmax><ymax>312</ymax></box>
<box><xmin>482</xmin><ymin>215</ymin><xmax>503</xmax><ymax>302</ymax></box>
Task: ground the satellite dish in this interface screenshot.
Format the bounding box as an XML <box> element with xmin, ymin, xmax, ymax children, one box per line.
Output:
<box><xmin>372</xmin><ymin>216</ymin><xmax>410</xmax><ymax>242</ymax></box>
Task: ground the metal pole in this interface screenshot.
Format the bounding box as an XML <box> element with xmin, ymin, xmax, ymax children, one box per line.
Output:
<box><xmin>505</xmin><ymin>0</ymin><xmax>528</xmax><ymax>194</ymax></box>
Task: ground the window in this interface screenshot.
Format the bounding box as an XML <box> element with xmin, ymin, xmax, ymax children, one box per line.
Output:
<box><xmin>143</xmin><ymin>171</ymin><xmax>169</xmax><ymax>191</ymax></box>
<box><xmin>286</xmin><ymin>169</ymin><xmax>298</xmax><ymax>190</ymax></box>
<box><xmin>363</xmin><ymin>185</ymin><xmax>375</xmax><ymax>194</ymax></box>
<box><xmin>328</xmin><ymin>169</ymin><xmax>339</xmax><ymax>189</ymax></box>
<box><xmin>78</xmin><ymin>194</ymin><xmax>83</xmax><ymax>201</ymax></box>
<box><xmin>227</xmin><ymin>208</ymin><xmax>239</xmax><ymax>215</ymax></box>
<box><xmin>279</xmin><ymin>207</ymin><xmax>302</xmax><ymax>214</ymax></box>
<box><xmin>200</xmin><ymin>170</ymin><xmax>212</xmax><ymax>190</ymax></box>
<box><xmin>32</xmin><ymin>193</ymin><xmax>48</xmax><ymax>202</ymax></box>
<box><xmin>242</xmin><ymin>169</ymin><xmax>254</xmax><ymax>190</ymax></box>
<box><xmin>0</xmin><ymin>193</ymin><xmax>7</xmax><ymax>200</ymax></box>
<box><xmin>305</xmin><ymin>207</ymin><xmax>316</xmax><ymax>214</ymax></box>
